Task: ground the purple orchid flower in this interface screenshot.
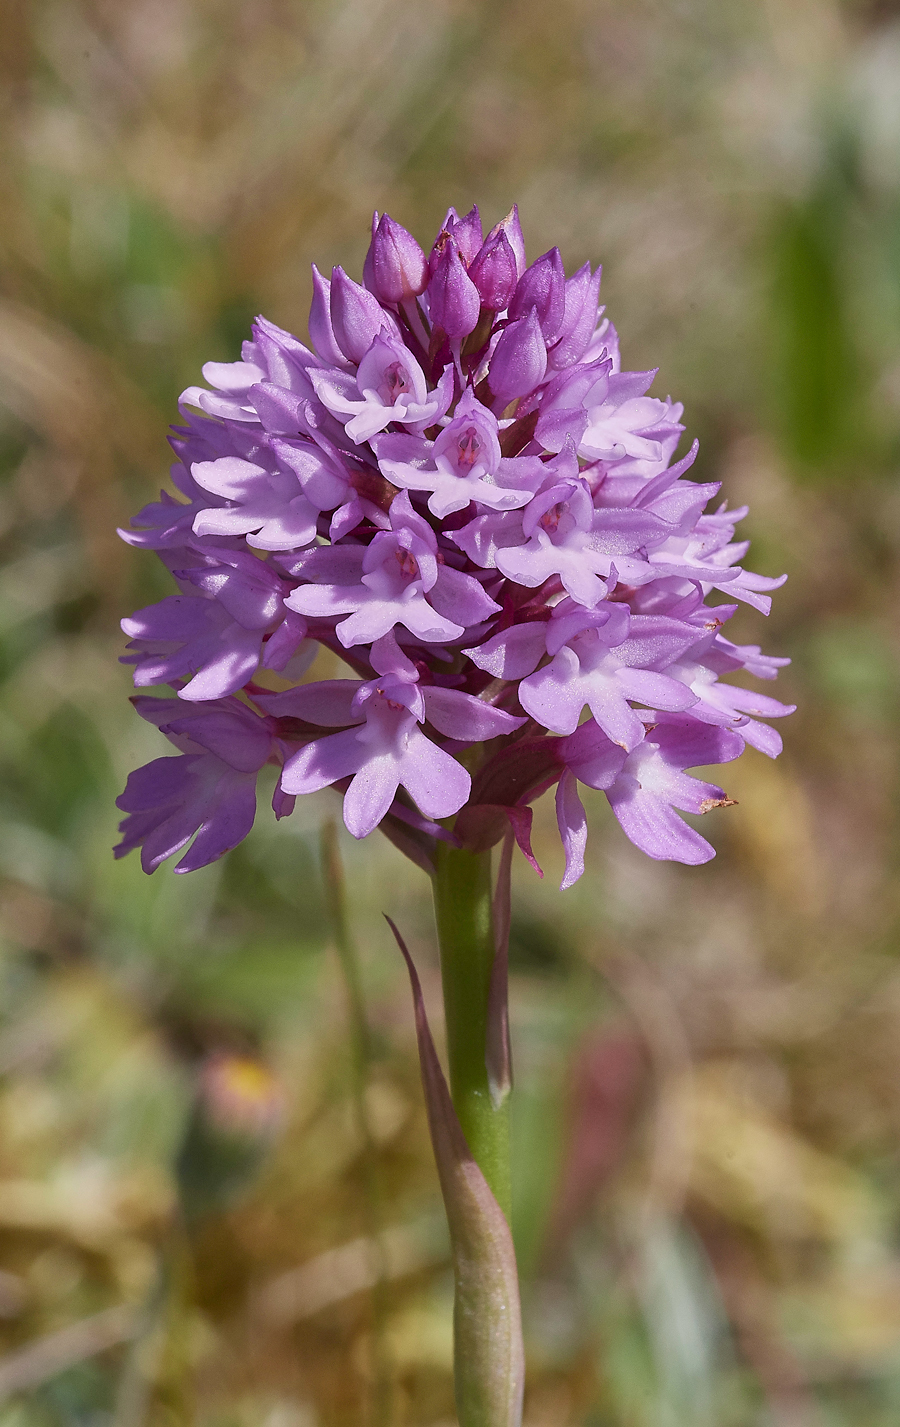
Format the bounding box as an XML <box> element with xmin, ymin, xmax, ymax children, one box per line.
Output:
<box><xmin>286</xmin><ymin>491</ymin><xmax>500</xmax><ymax>648</ymax></box>
<box><xmin>453</xmin><ymin>467</ymin><xmax>674</xmax><ymax>607</ymax></box>
<box><xmin>179</xmin><ymin>358</ymin><xmax>268</xmax><ymax>425</ymax></box>
<box><xmin>328</xmin><ymin>267</ymin><xmax>396</xmax><ymax>365</ymax></box>
<box><xmin>428</xmin><ymin>236</ymin><xmax>482</xmax><ymax>341</ymax></box>
<box><xmin>643</xmin><ymin>505</ymin><xmax>787</xmax><ymax>611</ymax></box>
<box><xmin>488</xmin><ymin>308</ymin><xmax>548</xmax><ymax>405</ymax></box>
<box><xmin>363</xmin><ymin>214</ymin><xmax>429</xmax><ymax>305</ymax></box>
<box><xmin>179</xmin><ymin>315</ymin><xmax>323</xmax><ymax>426</ymax></box>
<box><xmin>547</xmin><ymin>263</ymin><xmax>603</xmax><ymax>371</ymax></box>
<box><xmin>122</xmin><ymin>549</ymin><xmax>311</xmax><ymax>700</ymax></box>
<box><xmin>268</xmin><ymin>636</ymin><xmax>522</xmax><ymax>838</ymax></box>
<box><xmin>114</xmin><ymin>696</ymin><xmax>285</xmax><ymax>874</ymax></box>
<box><xmin>468</xmin><ymin>228</ymin><xmax>519</xmax><ymax>312</ymax></box>
<box><xmin>430</xmin><ymin>206</ymin><xmax>485</xmax><ymax>269</ymax></box>
<box><xmin>556</xmin><ymin>713</ymin><xmax>744</xmax><ymax>885</ymax></box>
<box><xmin>188</xmin><ymin>426</ymin><xmax>357</xmax><ymax>550</ymax></box>
<box><xmin>311</xmin><ymin>332</ymin><xmax>454</xmax><ymax>443</ymax></box>
<box><xmin>373</xmin><ymin>389</ymin><xmax>533</xmax><ymax>518</ymax></box>
<box><xmin>664</xmin><ymin>631</ymin><xmax>796</xmax><ymax>756</ymax></box>
<box><xmin>508</xmin><ymin>602</ymin><xmax>698</xmax><ymax>747</ymax></box>
<box><xmin>509</xmin><ymin>249</ymin><xmax>567</xmax><ymax>340</ymax></box>
<box><xmin>188</xmin><ymin>454</ymin><xmax>319</xmax><ymax>550</ymax></box>
<box><xmin>117</xmin><ymin>205</ymin><xmax>792</xmax><ymax>878</ymax></box>
<box><xmin>535</xmin><ymin>362</ymin><xmax>685</xmax><ymax>466</ymax></box>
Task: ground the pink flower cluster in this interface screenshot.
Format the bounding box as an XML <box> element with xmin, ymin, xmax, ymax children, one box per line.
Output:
<box><xmin>116</xmin><ymin>206</ymin><xmax>793</xmax><ymax>885</ymax></box>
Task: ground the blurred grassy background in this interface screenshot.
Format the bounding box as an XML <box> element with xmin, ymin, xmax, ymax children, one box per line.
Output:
<box><xmin>2</xmin><ymin>0</ymin><xmax>900</xmax><ymax>1423</ymax></box>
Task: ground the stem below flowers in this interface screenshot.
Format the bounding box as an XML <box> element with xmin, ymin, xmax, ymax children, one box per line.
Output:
<box><xmin>432</xmin><ymin>841</ymin><xmax>511</xmax><ymax>1221</ymax></box>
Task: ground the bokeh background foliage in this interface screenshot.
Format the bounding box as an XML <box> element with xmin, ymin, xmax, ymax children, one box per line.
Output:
<box><xmin>1</xmin><ymin>0</ymin><xmax>900</xmax><ymax>1423</ymax></box>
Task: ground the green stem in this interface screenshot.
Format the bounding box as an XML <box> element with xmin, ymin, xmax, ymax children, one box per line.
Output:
<box><xmin>432</xmin><ymin>841</ymin><xmax>511</xmax><ymax>1221</ymax></box>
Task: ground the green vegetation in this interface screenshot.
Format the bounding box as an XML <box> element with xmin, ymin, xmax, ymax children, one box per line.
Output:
<box><xmin>2</xmin><ymin>1</ymin><xmax>900</xmax><ymax>1422</ymax></box>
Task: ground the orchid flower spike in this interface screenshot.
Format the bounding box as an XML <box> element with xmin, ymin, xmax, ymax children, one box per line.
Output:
<box><xmin>118</xmin><ymin>206</ymin><xmax>792</xmax><ymax>886</ymax></box>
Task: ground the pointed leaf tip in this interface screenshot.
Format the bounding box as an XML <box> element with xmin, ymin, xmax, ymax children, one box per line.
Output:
<box><xmin>385</xmin><ymin>915</ymin><xmax>524</xmax><ymax>1427</ymax></box>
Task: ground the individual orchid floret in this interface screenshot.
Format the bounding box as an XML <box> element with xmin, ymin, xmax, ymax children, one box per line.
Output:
<box><xmin>308</xmin><ymin>265</ymin><xmax>351</xmax><ymax>368</ymax></box>
<box><xmin>547</xmin><ymin>264</ymin><xmax>603</xmax><ymax>371</ymax></box>
<box><xmin>178</xmin><ymin>317</ymin><xmax>323</xmax><ymax>428</ymax></box>
<box><xmin>644</xmin><ymin>505</ymin><xmax>787</xmax><ymax>612</ymax></box>
<box><xmin>509</xmin><ymin>248</ymin><xmax>567</xmax><ymax>341</ymax></box>
<box><xmin>329</xmin><ymin>266</ymin><xmax>393</xmax><ymax>365</ymax></box>
<box><xmin>483</xmin><ymin>205</ymin><xmax>526</xmax><ymax>277</ymax></box>
<box><xmin>373</xmin><ymin>390</ymin><xmax>531</xmax><ymax>518</ymax></box>
<box><xmin>467</xmin><ymin>228</ymin><xmax>519</xmax><ymax>312</ymax></box>
<box><xmin>270</xmin><ymin>634</ymin><xmax>523</xmax><ymax>838</ymax></box>
<box><xmin>122</xmin><ymin>551</ymin><xmax>309</xmax><ymax>701</ymax></box>
<box><xmin>428</xmin><ymin>236</ymin><xmax>482</xmax><ymax>341</ymax></box>
<box><xmin>482</xmin><ymin>473</ymin><xmax>673</xmax><ymax>607</ymax></box>
<box><xmin>119</xmin><ymin>410</ymin><xmax>273</xmax><ymax>553</ymax></box>
<box><xmin>269</xmin><ymin>423</ymin><xmax>386</xmax><ymax>542</ymax></box>
<box><xmin>286</xmin><ymin>490</ymin><xmax>500</xmax><ymax>647</ymax></box>
<box><xmin>121</xmin><ymin>595</ymin><xmax>268</xmax><ymax>702</ymax></box>
<box><xmin>363</xmin><ymin>213</ymin><xmax>429</xmax><ymax>305</ymax></box>
<box><xmin>179</xmin><ymin>358</ymin><xmax>267</xmax><ymax>424</ymax></box>
<box><xmin>516</xmin><ymin>603</ymin><xmax>699</xmax><ymax>747</ymax></box>
<box><xmin>311</xmin><ymin>332</ymin><xmax>453</xmax><ymax>443</ymax></box>
<box><xmin>604</xmin><ymin>715</ymin><xmax>743</xmax><ymax>864</ymax></box>
<box><xmin>666</xmin><ymin>641</ymin><xmax>796</xmax><ymax>757</ymax></box>
<box><xmin>271</xmin><ymin>637</ymin><xmax>468</xmax><ymax>838</ymax></box>
<box><xmin>431</xmin><ymin>205</ymin><xmax>484</xmax><ymax>269</ymax></box>
<box><xmin>557</xmin><ymin>714</ymin><xmax>743</xmax><ymax>883</ymax></box>
<box><xmin>189</xmin><ymin>454</ymin><xmax>319</xmax><ymax>550</ymax></box>
<box><xmin>114</xmin><ymin>696</ymin><xmax>285</xmax><ymax>874</ymax></box>
<box><xmin>487</xmin><ymin>307</ymin><xmax>548</xmax><ymax>406</ymax></box>
<box><xmin>537</xmin><ymin>363</ymin><xmax>683</xmax><ymax>465</ymax></box>
<box><xmin>581</xmin><ymin>383</ymin><xmax>685</xmax><ymax>465</ymax></box>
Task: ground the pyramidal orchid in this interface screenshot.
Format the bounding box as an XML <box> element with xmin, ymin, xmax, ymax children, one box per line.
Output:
<box><xmin>116</xmin><ymin>204</ymin><xmax>792</xmax><ymax>1427</ymax></box>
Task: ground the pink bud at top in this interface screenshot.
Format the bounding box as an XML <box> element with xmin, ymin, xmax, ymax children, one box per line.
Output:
<box><xmin>484</xmin><ymin>205</ymin><xmax>527</xmax><ymax>277</ymax></box>
<box><xmin>308</xmin><ymin>265</ymin><xmax>348</xmax><ymax>367</ymax></box>
<box><xmin>548</xmin><ymin>263</ymin><xmax>603</xmax><ymax>370</ymax></box>
<box><xmin>468</xmin><ymin>230</ymin><xmax>518</xmax><ymax>312</ymax></box>
<box><xmin>509</xmin><ymin>247</ymin><xmax>566</xmax><ymax>341</ymax></box>
<box><xmin>427</xmin><ymin>238</ymin><xmax>481</xmax><ymax>340</ymax></box>
<box><xmin>329</xmin><ymin>266</ymin><xmax>389</xmax><ymax>365</ymax></box>
<box><xmin>363</xmin><ymin>212</ymin><xmax>429</xmax><ymax>304</ymax></box>
<box><xmin>431</xmin><ymin>204</ymin><xmax>484</xmax><ymax>271</ymax></box>
<box><xmin>488</xmin><ymin>307</ymin><xmax>548</xmax><ymax>404</ymax></box>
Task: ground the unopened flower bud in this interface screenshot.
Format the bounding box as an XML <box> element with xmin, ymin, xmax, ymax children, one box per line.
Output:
<box><xmin>363</xmin><ymin>212</ymin><xmax>429</xmax><ymax>304</ymax></box>
<box><xmin>430</xmin><ymin>205</ymin><xmax>483</xmax><ymax>271</ymax></box>
<box><xmin>308</xmin><ymin>264</ymin><xmax>348</xmax><ymax>367</ymax></box>
<box><xmin>484</xmin><ymin>205</ymin><xmax>526</xmax><ymax>278</ymax></box>
<box><xmin>509</xmin><ymin>247</ymin><xmax>566</xmax><ymax>341</ymax></box>
<box><xmin>330</xmin><ymin>266</ymin><xmax>388</xmax><ymax>364</ymax></box>
<box><xmin>548</xmin><ymin>263</ymin><xmax>603</xmax><ymax>370</ymax></box>
<box><xmin>428</xmin><ymin>238</ymin><xmax>481</xmax><ymax>340</ymax></box>
<box><xmin>488</xmin><ymin>306</ymin><xmax>548</xmax><ymax>403</ymax></box>
<box><xmin>468</xmin><ymin>230</ymin><xmax>518</xmax><ymax>312</ymax></box>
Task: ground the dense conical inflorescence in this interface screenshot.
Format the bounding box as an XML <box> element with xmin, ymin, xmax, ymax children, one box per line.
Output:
<box><xmin>116</xmin><ymin>204</ymin><xmax>793</xmax><ymax>885</ymax></box>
